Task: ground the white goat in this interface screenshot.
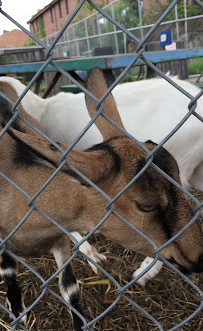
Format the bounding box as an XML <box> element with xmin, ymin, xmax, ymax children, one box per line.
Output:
<box><xmin>0</xmin><ymin>75</ymin><xmax>202</xmax><ymax>192</ymax></box>
<box><xmin>0</xmin><ymin>69</ymin><xmax>202</xmax><ymax>330</ymax></box>
<box><xmin>0</xmin><ymin>75</ymin><xmax>202</xmax><ymax>287</ymax></box>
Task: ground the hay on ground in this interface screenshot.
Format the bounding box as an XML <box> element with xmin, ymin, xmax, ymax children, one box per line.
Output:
<box><xmin>0</xmin><ymin>192</ymin><xmax>202</xmax><ymax>331</ymax></box>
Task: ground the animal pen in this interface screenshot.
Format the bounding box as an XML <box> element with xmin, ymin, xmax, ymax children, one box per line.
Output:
<box><xmin>0</xmin><ymin>0</ymin><xmax>203</xmax><ymax>330</ymax></box>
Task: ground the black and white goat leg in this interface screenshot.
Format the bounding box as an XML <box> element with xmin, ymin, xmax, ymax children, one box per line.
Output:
<box><xmin>0</xmin><ymin>253</ymin><xmax>27</xmax><ymax>325</ymax></box>
<box><xmin>132</xmin><ymin>257</ymin><xmax>163</xmax><ymax>286</ymax></box>
<box><xmin>71</xmin><ymin>233</ymin><xmax>162</xmax><ymax>285</ymax></box>
<box><xmin>71</xmin><ymin>233</ymin><xmax>163</xmax><ymax>285</ymax></box>
<box><xmin>71</xmin><ymin>232</ymin><xmax>107</xmax><ymax>274</ymax></box>
<box><xmin>52</xmin><ymin>236</ymin><xmax>84</xmax><ymax>331</ymax></box>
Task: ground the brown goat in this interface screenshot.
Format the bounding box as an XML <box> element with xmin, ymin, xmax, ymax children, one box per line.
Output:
<box><xmin>0</xmin><ymin>68</ymin><xmax>202</xmax><ymax>330</ymax></box>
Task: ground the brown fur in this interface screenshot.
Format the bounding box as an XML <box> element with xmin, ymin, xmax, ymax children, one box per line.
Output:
<box><xmin>0</xmin><ymin>69</ymin><xmax>202</xmax><ymax>274</ymax></box>
<box><xmin>85</xmin><ymin>68</ymin><xmax>125</xmax><ymax>140</ymax></box>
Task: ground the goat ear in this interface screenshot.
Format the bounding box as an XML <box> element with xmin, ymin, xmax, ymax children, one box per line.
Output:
<box><xmin>85</xmin><ymin>68</ymin><xmax>125</xmax><ymax>140</ymax></box>
<box><xmin>7</xmin><ymin>127</ymin><xmax>115</xmax><ymax>183</ymax></box>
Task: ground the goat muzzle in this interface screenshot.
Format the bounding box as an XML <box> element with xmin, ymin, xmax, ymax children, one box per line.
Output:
<box><xmin>169</xmin><ymin>255</ymin><xmax>203</xmax><ymax>274</ymax></box>
<box><xmin>192</xmin><ymin>255</ymin><xmax>203</xmax><ymax>273</ymax></box>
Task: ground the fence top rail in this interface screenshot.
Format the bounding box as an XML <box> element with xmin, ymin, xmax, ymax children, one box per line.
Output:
<box><xmin>0</xmin><ymin>48</ymin><xmax>202</xmax><ymax>74</ymax></box>
<box><xmin>0</xmin><ymin>46</ymin><xmax>44</xmax><ymax>53</ymax></box>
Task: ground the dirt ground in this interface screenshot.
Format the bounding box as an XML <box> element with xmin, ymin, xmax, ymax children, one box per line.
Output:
<box><xmin>0</xmin><ymin>191</ymin><xmax>202</xmax><ymax>331</ymax></box>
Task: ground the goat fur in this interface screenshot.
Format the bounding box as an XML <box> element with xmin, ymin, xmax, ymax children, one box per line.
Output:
<box><xmin>0</xmin><ymin>75</ymin><xmax>202</xmax><ymax>191</ymax></box>
<box><xmin>0</xmin><ymin>69</ymin><xmax>202</xmax><ymax>328</ymax></box>
<box><xmin>0</xmin><ymin>68</ymin><xmax>202</xmax><ymax>268</ymax></box>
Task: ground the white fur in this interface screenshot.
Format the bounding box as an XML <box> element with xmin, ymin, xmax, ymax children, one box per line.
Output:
<box><xmin>1</xmin><ymin>76</ymin><xmax>202</xmax><ymax>191</ymax></box>
<box><xmin>0</xmin><ymin>266</ymin><xmax>16</xmax><ymax>278</ymax></box>
<box><xmin>60</xmin><ymin>282</ymin><xmax>80</xmax><ymax>305</ymax></box>
<box><xmin>71</xmin><ymin>232</ymin><xmax>107</xmax><ymax>274</ymax></box>
<box><xmin>132</xmin><ymin>257</ymin><xmax>163</xmax><ymax>287</ymax></box>
<box><xmin>52</xmin><ymin>243</ymin><xmax>79</xmax><ymax>304</ymax></box>
<box><xmin>1</xmin><ymin>76</ymin><xmax>202</xmax><ymax>286</ymax></box>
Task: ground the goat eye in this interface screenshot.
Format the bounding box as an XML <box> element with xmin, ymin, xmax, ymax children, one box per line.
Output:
<box><xmin>134</xmin><ymin>201</ymin><xmax>156</xmax><ymax>213</ymax></box>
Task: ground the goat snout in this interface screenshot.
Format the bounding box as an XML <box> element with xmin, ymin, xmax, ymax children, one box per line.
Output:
<box><xmin>192</xmin><ymin>255</ymin><xmax>203</xmax><ymax>273</ymax></box>
<box><xmin>169</xmin><ymin>255</ymin><xmax>203</xmax><ymax>275</ymax></box>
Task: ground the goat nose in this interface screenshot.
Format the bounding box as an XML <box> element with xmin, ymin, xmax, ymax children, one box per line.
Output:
<box><xmin>193</xmin><ymin>255</ymin><xmax>203</xmax><ymax>273</ymax></box>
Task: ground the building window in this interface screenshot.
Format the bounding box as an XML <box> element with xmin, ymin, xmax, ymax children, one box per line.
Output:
<box><xmin>50</xmin><ymin>7</ymin><xmax>54</xmax><ymax>23</ymax></box>
<box><xmin>65</xmin><ymin>0</ymin><xmax>69</xmax><ymax>14</ymax></box>
<box><xmin>32</xmin><ymin>24</ymin><xmax>35</xmax><ymax>34</ymax></box>
<box><xmin>59</xmin><ymin>0</ymin><xmax>62</xmax><ymax>18</ymax></box>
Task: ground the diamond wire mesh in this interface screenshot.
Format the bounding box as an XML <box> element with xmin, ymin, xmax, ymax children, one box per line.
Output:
<box><xmin>0</xmin><ymin>0</ymin><xmax>202</xmax><ymax>330</ymax></box>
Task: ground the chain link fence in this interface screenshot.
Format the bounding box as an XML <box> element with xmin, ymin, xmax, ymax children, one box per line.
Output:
<box><xmin>42</xmin><ymin>0</ymin><xmax>203</xmax><ymax>58</ymax></box>
<box><xmin>0</xmin><ymin>0</ymin><xmax>203</xmax><ymax>330</ymax></box>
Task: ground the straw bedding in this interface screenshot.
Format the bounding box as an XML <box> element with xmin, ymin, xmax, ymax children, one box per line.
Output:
<box><xmin>0</xmin><ymin>191</ymin><xmax>202</xmax><ymax>331</ymax></box>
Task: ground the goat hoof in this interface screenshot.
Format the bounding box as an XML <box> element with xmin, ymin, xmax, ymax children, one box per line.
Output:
<box><xmin>5</xmin><ymin>297</ymin><xmax>27</xmax><ymax>326</ymax></box>
<box><xmin>132</xmin><ymin>257</ymin><xmax>163</xmax><ymax>287</ymax></box>
<box><xmin>87</xmin><ymin>246</ymin><xmax>107</xmax><ymax>274</ymax></box>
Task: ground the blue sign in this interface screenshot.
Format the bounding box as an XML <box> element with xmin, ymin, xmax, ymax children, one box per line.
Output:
<box><xmin>159</xmin><ymin>29</ymin><xmax>172</xmax><ymax>47</ymax></box>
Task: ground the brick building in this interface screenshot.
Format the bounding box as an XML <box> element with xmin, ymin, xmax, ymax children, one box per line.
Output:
<box><xmin>28</xmin><ymin>0</ymin><xmax>197</xmax><ymax>39</ymax></box>
<box><xmin>27</xmin><ymin>0</ymin><xmax>114</xmax><ymax>37</ymax></box>
<box><xmin>0</xmin><ymin>29</ymin><xmax>29</xmax><ymax>48</ymax></box>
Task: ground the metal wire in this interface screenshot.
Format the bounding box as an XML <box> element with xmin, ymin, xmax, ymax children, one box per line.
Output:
<box><xmin>0</xmin><ymin>1</ymin><xmax>202</xmax><ymax>330</ymax></box>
